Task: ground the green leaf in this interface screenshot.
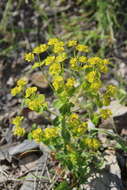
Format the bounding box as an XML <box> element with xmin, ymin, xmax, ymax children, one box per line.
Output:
<box><xmin>27</xmin><ymin>132</ymin><xmax>33</xmax><ymax>140</ymax></box>
<box><xmin>53</xmin><ymin>99</ymin><xmax>64</xmax><ymax>109</ymax></box>
<box><xmin>32</xmin><ymin>123</ymin><xmax>37</xmax><ymax>129</ymax></box>
<box><xmin>91</xmin><ymin>114</ymin><xmax>100</xmax><ymax>126</ymax></box>
<box><xmin>61</xmin><ymin>128</ymin><xmax>70</xmax><ymax>143</ymax></box>
<box><xmin>53</xmin><ymin>116</ymin><xmax>61</xmax><ymax>126</ymax></box>
<box><xmin>55</xmin><ymin>181</ymin><xmax>71</xmax><ymax>190</ymax></box>
<box><xmin>60</xmin><ymin>102</ymin><xmax>74</xmax><ymax>115</ymax></box>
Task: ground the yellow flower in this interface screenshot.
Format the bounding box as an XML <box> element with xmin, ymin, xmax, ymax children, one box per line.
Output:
<box><xmin>70</xmin><ymin>57</ymin><xmax>78</xmax><ymax>70</ymax></box>
<box><xmin>83</xmin><ymin>65</ymin><xmax>93</xmax><ymax>69</ymax></box>
<box><xmin>86</xmin><ymin>71</ymin><xmax>98</xmax><ymax>83</ymax></box>
<box><xmin>103</xmin><ymin>59</ymin><xmax>110</xmax><ymax>65</ymax></box>
<box><xmin>78</xmin><ymin>56</ymin><xmax>87</xmax><ymax>63</ymax></box>
<box><xmin>99</xmin><ymin>64</ymin><xmax>108</xmax><ymax>73</ymax></box>
<box><xmin>69</xmin><ymin>113</ymin><xmax>79</xmax><ymax>126</ymax></box>
<box><xmin>88</xmin><ymin>57</ymin><xmax>102</xmax><ymax>65</ymax></box>
<box><xmin>49</xmin><ymin>63</ymin><xmax>61</xmax><ymax>75</ymax></box>
<box><xmin>106</xmin><ymin>85</ymin><xmax>117</xmax><ymax>97</ymax></box>
<box><xmin>12</xmin><ymin>116</ymin><xmax>24</xmax><ymax>127</ymax></box>
<box><xmin>24</xmin><ymin>53</ymin><xmax>34</xmax><ymax>62</ymax></box>
<box><xmin>75</xmin><ymin>44</ymin><xmax>89</xmax><ymax>52</ymax></box>
<box><xmin>67</xmin><ymin>40</ymin><xmax>77</xmax><ymax>47</ymax></box>
<box><xmin>25</xmin><ymin>87</ymin><xmax>37</xmax><ymax>98</ymax></box>
<box><xmin>17</xmin><ymin>78</ymin><xmax>27</xmax><ymax>87</ymax></box>
<box><xmin>69</xmin><ymin>113</ymin><xmax>79</xmax><ymax>121</ymax></box>
<box><xmin>33</xmin><ymin>44</ymin><xmax>48</xmax><ymax>54</ymax></box>
<box><xmin>48</xmin><ymin>38</ymin><xmax>59</xmax><ymax>45</ymax></box>
<box><xmin>32</xmin><ymin>128</ymin><xmax>43</xmax><ymax>142</ymax></box>
<box><xmin>26</xmin><ymin>94</ymin><xmax>47</xmax><ymax>112</ymax></box>
<box><xmin>45</xmin><ymin>56</ymin><xmax>55</xmax><ymax>65</ymax></box>
<box><xmin>102</xmin><ymin>95</ymin><xmax>110</xmax><ymax>106</ymax></box>
<box><xmin>56</xmin><ymin>52</ymin><xmax>67</xmax><ymax>63</ymax></box>
<box><xmin>90</xmin><ymin>80</ymin><xmax>102</xmax><ymax>90</ymax></box>
<box><xmin>83</xmin><ymin>137</ymin><xmax>101</xmax><ymax>150</ymax></box>
<box><xmin>52</xmin><ymin>75</ymin><xmax>64</xmax><ymax>90</ymax></box>
<box><xmin>44</xmin><ymin>127</ymin><xmax>59</xmax><ymax>140</ymax></box>
<box><xmin>53</xmin><ymin>44</ymin><xmax>64</xmax><ymax>53</ymax></box>
<box><xmin>11</xmin><ymin>86</ymin><xmax>22</xmax><ymax>96</ymax></box>
<box><xmin>100</xmin><ymin>109</ymin><xmax>112</xmax><ymax>120</ymax></box>
<box><xmin>66</xmin><ymin>78</ymin><xmax>76</xmax><ymax>88</ymax></box>
<box><xmin>13</xmin><ymin>126</ymin><xmax>25</xmax><ymax>136</ymax></box>
<box><xmin>73</xmin><ymin>122</ymin><xmax>88</xmax><ymax>134</ymax></box>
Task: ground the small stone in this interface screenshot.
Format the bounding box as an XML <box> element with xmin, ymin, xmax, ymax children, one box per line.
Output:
<box><xmin>31</xmin><ymin>72</ymin><xmax>49</xmax><ymax>89</ymax></box>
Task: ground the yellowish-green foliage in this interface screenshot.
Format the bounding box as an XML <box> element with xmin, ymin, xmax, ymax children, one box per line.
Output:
<box><xmin>11</xmin><ymin>38</ymin><xmax>119</xmax><ymax>188</ymax></box>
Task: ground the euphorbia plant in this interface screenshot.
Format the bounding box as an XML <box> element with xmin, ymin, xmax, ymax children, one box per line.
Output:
<box><xmin>11</xmin><ymin>38</ymin><xmax>118</xmax><ymax>189</ymax></box>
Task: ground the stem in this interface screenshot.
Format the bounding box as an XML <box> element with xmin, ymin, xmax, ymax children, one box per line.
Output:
<box><xmin>46</xmin><ymin>108</ymin><xmax>58</xmax><ymax>116</ymax></box>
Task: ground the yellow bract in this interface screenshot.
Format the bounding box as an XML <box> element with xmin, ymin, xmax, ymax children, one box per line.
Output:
<box><xmin>11</xmin><ymin>78</ymin><xmax>27</xmax><ymax>96</ymax></box>
<box><xmin>78</xmin><ymin>56</ymin><xmax>87</xmax><ymax>63</ymax></box>
<box><xmin>53</xmin><ymin>44</ymin><xmax>64</xmax><ymax>54</ymax></box>
<box><xmin>25</xmin><ymin>87</ymin><xmax>37</xmax><ymax>98</ymax></box>
<box><xmin>56</xmin><ymin>52</ymin><xmax>67</xmax><ymax>63</ymax></box>
<box><xmin>45</xmin><ymin>56</ymin><xmax>55</xmax><ymax>65</ymax></box>
<box><xmin>32</xmin><ymin>128</ymin><xmax>43</xmax><ymax>142</ymax></box>
<box><xmin>70</xmin><ymin>57</ymin><xmax>78</xmax><ymax>70</ymax></box>
<box><xmin>90</xmin><ymin>80</ymin><xmax>102</xmax><ymax>90</ymax></box>
<box><xmin>17</xmin><ymin>78</ymin><xmax>27</xmax><ymax>87</ymax></box>
<box><xmin>67</xmin><ymin>40</ymin><xmax>77</xmax><ymax>47</ymax></box>
<box><xmin>72</xmin><ymin>122</ymin><xmax>88</xmax><ymax>134</ymax></box>
<box><xmin>24</xmin><ymin>53</ymin><xmax>34</xmax><ymax>62</ymax></box>
<box><xmin>100</xmin><ymin>109</ymin><xmax>112</xmax><ymax>120</ymax></box>
<box><xmin>25</xmin><ymin>94</ymin><xmax>47</xmax><ymax>112</ymax></box>
<box><xmin>99</xmin><ymin>64</ymin><xmax>108</xmax><ymax>73</ymax></box>
<box><xmin>86</xmin><ymin>71</ymin><xmax>98</xmax><ymax>83</ymax></box>
<box><xmin>103</xmin><ymin>59</ymin><xmax>110</xmax><ymax>65</ymax></box>
<box><xmin>88</xmin><ymin>57</ymin><xmax>102</xmax><ymax>65</ymax></box>
<box><xmin>69</xmin><ymin>113</ymin><xmax>79</xmax><ymax>126</ymax></box>
<box><xmin>76</xmin><ymin>44</ymin><xmax>89</xmax><ymax>52</ymax></box>
<box><xmin>52</xmin><ymin>75</ymin><xmax>64</xmax><ymax>90</ymax></box>
<box><xmin>13</xmin><ymin>126</ymin><xmax>25</xmax><ymax>136</ymax></box>
<box><xmin>44</xmin><ymin>127</ymin><xmax>59</xmax><ymax>140</ymax></box>
<box><xmin>11</xmin><ymin>86</ymin><xmax>22</xmax><ymax>96</ymax></box>
<box><xmin>49</xmin><ymin>63</ymin><xmax>61</xmax><ymax>75</ymax></box>
<box><xmin>69</xmin><ymin>113</ymin><xmax>79</xmax><ymax>121</ymax></box>
<box><xmin>48</xmin><ymin>38</ymin><xmax>59</xmax><ymax>45</ymax></box>
<box><xmin>12</xmin><ymin>116</ymin><xmax>24</xmax><ymax>127</ymax></box>
<box><xmin>66</xmin><ymin>78</ymin><xmax>76</xmax><ymax>88</ymax></box>
<box><xmin>83</xmin><ymin>137</ymin><xmax>101</xmax><ymax>150</ymax></box>
<box><xmin>33</xmin><ymin>44</ymin><xmax>48</xmax><ymax>54</ymax></box>
<box><xmin>102</xmin><ymin>94</ymin><xmax>110</xmax><ymax>106</ymax></box>
<box><xmin>106</xmin><ymin>84</ymin><xmax>117</xmax><ymax>96</ymax></box>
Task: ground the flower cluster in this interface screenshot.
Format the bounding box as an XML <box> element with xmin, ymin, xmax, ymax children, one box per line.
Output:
<box><xmin>11</xmin><ymin>78</ymin><xmax>27</xmax><ymax>96</ymax></box>
<box><xmin>24</xmin><ymin>53</ymin><xmax>34</xmax><ymax>62</ymax></box>
<box><xmin>31</xmin><ymin>128</ymin><xmax>43</xmax><ymax>142</ymax></box>
<box><xmin>83</xmin><ymin>137</ymin><xmax>101</xmax><ymax>150</ymax></box>
<box><xmin>11</xmin><ymin>116</ymin><xmax>25</xmax><ymax>136</ymax></box>
<box><xmin>68</xmin><ymin>113</ymin><xmax>88</xmax><ymax>136</ymax></box>
<box><xmin>31</xmin><ymin>127</ymin><xmax>59</xmax><ymax>143</ymax></box>
<box><xmin>25</xmin><ymin>94</ymin><xmax>47</xmax><ymax>112</ymax></box>
<box><xmin>100</xmin><ymin>108</ymin><xmax>112</xmax><ymax>120</ymax></box>
<box><xmin>25</xmin><ymin>87</ymin><xmax>37</xmax><ymax>98</ymax></box>
<box><xmin>11</xmin><ymin>38</ymin><xmax>119</xmax><ymax>188</ymax></box>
